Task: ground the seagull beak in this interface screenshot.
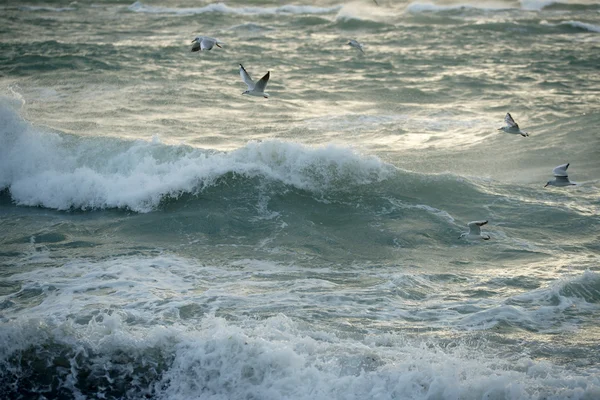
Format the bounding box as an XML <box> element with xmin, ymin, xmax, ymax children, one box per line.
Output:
<box><xmin>216</xmin><ymin>43</ymin><xmax>222</xmax><ymax>48</ymax></box>
<box><xmin>544</xmin><ymin>183</ymin><xmax>549</xmax><ymax>187</ymax></box>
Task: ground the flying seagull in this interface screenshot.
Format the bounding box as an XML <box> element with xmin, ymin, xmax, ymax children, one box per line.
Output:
<box><xmin>498</xmin><ymin>113</ymin><xmax>529</xmax><ymax>137</ymax></box>
<box><xmin>239</xmin><ymin>64</ymin><xmax>270</xmax><ymax>98</ymax></box>
<box><xmin>545</xmin><ymin>163</ymin><xmax>576</xmax><ymax>187</ymax></box>
<box><xmin>459</xmin><ymin>220</ymin><xmax>491</xmax><ymax>241</ymax></box>
<box><xmin>191</xmin><ymin>36</ymin><xmax>223</xmax><ymax>52</ymax></box>
<box><xmin>348</xmin><ymin>39</ymin><xmax>364</xmax><ymax>54</ymax></box>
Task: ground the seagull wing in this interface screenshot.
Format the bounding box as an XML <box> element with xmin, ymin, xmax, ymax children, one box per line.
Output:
<box><xmin>467</xmin><ymin>220</ymin><xmax>488</xmax><ymax>235</ymax></box>
<box><xmin>253</xmin><ymin>71</ymin><xmax>270</xmax><ymax>93</ymax></box>
<box><xmin>239</xmin><ymin>64</ymin><xmax>255</xmax><ymax>90</ymax></box>
<box><xmin>504</xmin><ymin>113</ymin><xmax>519</xmax><ymax>129</ymax></box>
<box><xmin>348</xmin><ymin>40</ymin><xmax>364</xmax><ymax>53</ymax></box>
<box><xmin>191</xmin><ymin>37</ymin><xmax>202</xmax><ymax>52</ymax></box>
<box><xmin>200</xmin><ymin>38</ymin><xmax>215</xmax><ymax>51</ymax></box>
<box><xmin>552</xmin><ymin>163</ymin><xmax>569</xmax><ymax>177</ymax></box>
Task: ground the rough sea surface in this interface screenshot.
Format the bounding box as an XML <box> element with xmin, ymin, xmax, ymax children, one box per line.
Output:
<box><xmin>1</xmin><ymin>0</ymin><xmax>600</xmax><ymax>399</ymax></box>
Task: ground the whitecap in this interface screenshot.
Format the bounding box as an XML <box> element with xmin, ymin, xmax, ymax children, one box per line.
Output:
<box><xmin>0</xmin><ymin>104</ymin><xmax>393</xmax><ymax>212</ymax></box>
<box><xmin>128</xmin><ymin>1</ymin><xmax>341</xmax><ymax>16</ymax></box>
<box><xmin>406</xmin><ymin>1</ymin><xmax>510</xmax><ymax>13</ymax></box>
<box><xmin>560</xmin><ymin>20</ymin><xmax>600</xmax><ymax>33</ymax></box>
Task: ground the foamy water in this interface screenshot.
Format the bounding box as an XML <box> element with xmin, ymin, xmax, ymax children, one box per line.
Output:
<box><xmin>1</xmin><ymin>0</ymin><xmax>599</xmax><ymax>398</ymax></box>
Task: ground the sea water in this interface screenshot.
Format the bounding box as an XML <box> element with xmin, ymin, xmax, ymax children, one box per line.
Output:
<box><xmin>1</xmin><ymin>0</ymin><xmax>599</xmax><ymax>399</ymax></box>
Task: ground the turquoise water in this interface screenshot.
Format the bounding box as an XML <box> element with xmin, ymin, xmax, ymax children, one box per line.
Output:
<box><xmin>1</xmin><ymin>1</ymin><xmax>600</xmax><ymax>398</ymax></box>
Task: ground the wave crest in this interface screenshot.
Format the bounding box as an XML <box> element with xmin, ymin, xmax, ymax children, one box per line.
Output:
<box><xmin>0</xmin><ymin>103</ymin><xmax>391</xmax><ymax>212</ymax></box>
<box><xmin>128</xmin><ymin>1</ymin><xmax>341</xmax><ymax>16</ymax></box>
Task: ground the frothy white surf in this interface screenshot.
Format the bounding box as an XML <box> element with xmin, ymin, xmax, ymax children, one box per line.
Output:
<box><xmin>17</xmin><ymin>5</ymin><xmax>76</xmax><ymax>12</ymax></box>
<box><xmin>406</xmin><ymin>1</ymin><xmax>509</xmax><ymax>13</ymax></box>
<box><xmin>2</xmin><ymin>255</ymin><xmax>599</xmax><ymax>400</ymax></box>
<box><xmin>560</xmin><ymin>20</ymin><xmax>600</xmax><ymax>33</ymax></box>
<box><xmin>0</xmin><ymin>103</ymin><xmax>391</xmax><ymax>212</ymax></box>
<box><xmin>128</xmin><ymin>1</ymin><xmax>341</xmax><ymax>16</ymax></box>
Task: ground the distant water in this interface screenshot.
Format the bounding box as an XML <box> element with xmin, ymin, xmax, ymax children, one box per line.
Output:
<box><xmin>1</xmin><ymin>0</ymin><xmax>600</xmax><ymax>399</ymax></box>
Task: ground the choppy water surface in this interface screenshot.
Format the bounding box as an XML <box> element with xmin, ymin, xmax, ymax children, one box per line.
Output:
<box><xmin>1</xmin><ymin>0</ymin><xmax>599</xmax><ymax>399</ymax></box>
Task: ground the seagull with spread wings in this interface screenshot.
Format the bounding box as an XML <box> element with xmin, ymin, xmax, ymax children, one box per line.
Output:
<box><xmin>498</xmin><ymin>113</ymin><xmax>529</xmax><ymax>137</ymax></box>
<box><xmin>239</xmin><ymin>64</ymin><xmax>270</xmax><ymax>98</ymax></box>
<box><xmin>459</xmin><ymin>220</ymin><xmax>491</xmax><ymax>241</ymax></box>
<box><xmin>545</xmin><ymin>163</ymin><xmax>576</xmax><ymax>187</ymax></box>
<box><xmin>191</xmin><ymin>36</ymin><xmax>223</xmax><ymax>52</ymax></box>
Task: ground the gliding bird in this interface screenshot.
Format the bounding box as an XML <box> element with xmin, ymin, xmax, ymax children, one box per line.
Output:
<box><xmin>348</xmin><ymin>39</ymin><xmax>365</xmax><ymax>54</ymax></box>
<box><xmin>498</xmin><ymin>113</ymin><xmax>529</xmax><ymax>137</ymax></box>
<box><xmin>545</xmin><ymin>163</ymin><xmax>576</xmax><ymax>187</ymax></box>
<box><xmin>191</xmin><ymin>36</ymin><xmax>223</xmax><ymax>52</ymax></box>
<box><xmin>239</xmin><ymin>64</ymin><xmax>270</xmax><ymax>98</ymax></box>
<box><xmin>459</xmin><ymin>220</ymin><xmax>491</xmax><ymax>241</ymax></box>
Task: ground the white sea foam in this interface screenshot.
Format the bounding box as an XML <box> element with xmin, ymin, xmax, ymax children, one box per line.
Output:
<box><xmin>2</xmin><ymin>252</ymin><xmax>599</xmax><ymax>398</ymax></box>
<box><xmin>560</xmin><ymin>20</ymin><xmax>600</xmax><ymax>33</ymax></box>
<box><xmin>128</xmin><ymin>1</ymin><xmax>341</xmax><ymax>16</ymax></box>
<box><xmin>406</xmin><ymin>1</ymin><xmax>510</xmax><ymax>13</ymax></box>
<box><xmin>2</xmin><ymin>304</ymin><xmax>599</xmax><ymax>399</ymax></box>
<box><xmin>385</xmin><ymin>197</ymin><xmax>456</xmax><ymax>223</ymax></box>
<box><xmin>405</xmin><ymin>0</ymin><xmax>579</xmax><ymax>13</ymax></box>
<box><xmin>458</xmin><ymin>271</ymin><xmax>600</xmax><ymax>332</ymax></box>
<box><xmin>0</xmin><ymin>102</ymin><xmax>392</xmax><ymax>212</ymax></box>
<box><xmin>18</xmin><ymin>5</ymin><xmax>76</xmax><ymax>12</ymax></box>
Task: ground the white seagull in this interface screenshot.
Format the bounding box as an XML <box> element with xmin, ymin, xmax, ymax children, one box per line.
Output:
<box><xmin>239</xmin><ymin>64</ymin><xmax>270</xmax><ymax>98</ymax></box>
<box><xmin>459</xmin><ymin>220</ymin><xmax>491</xmax><ymax>241</ymax></box>
<box><xmin>498</xmin><ymin>113</ymin><xmax>529</xmax><ymax>137</ymax></box>
<box><xmin>191</xmin><ymin>36</ymin><xmax>223</xmax><ymax>52</ymax></box>
<box><xmin>545</xmin><ymin>163</ymin><xmax>576</xmax><ymax>187</ymax></box>
<box><xmin>348</xmin><ymin>39</ymin><xmax>364</xmax><ymax>54</ymax></box>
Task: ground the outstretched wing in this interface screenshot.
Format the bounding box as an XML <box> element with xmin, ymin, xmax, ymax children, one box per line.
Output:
<box><xmin>253</xmin><ymin>71</ymin><xmax>270</xmax><ymax>93</ymax></box>
<box><xmin>552</xmin><ymin>163</ymin><xmax>569</xmax><ymax>177</ymax></box>
<box><xmin>191</xmin><ymin>36</ymin><xmax>202</xmax><ymax>52</ymax></box>
<box><xmin>504</xmin><ymin>113</ymin><xmax>519</xmax><ymax>129</ymax></box>
<box><xmin>200</xmin><ymin>38</ymin><xmax>215</xmax><ymax>51</ymax></box>
<box><xmin>467</xmin><ymin>220</ymin><xmax>488</xmax><ymax>235</ymax></box>
<box><xmin>348</xmin><ymin>40</ymin><xmax>364</xmax><ymax>53</ymax></box>
<box><xmin>239</xmin><ymin>64</ymin><xmax>255</xmax><ymax>90</ymax></box>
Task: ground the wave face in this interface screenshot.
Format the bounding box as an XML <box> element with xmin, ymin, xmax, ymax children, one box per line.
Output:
<box><xmin>407</xmin><ymin>0</ymin><xmax>600</xmax><ymax>13</ymax></box>
<box><xmin>559</xmin><ymin>20</ymin><xmax>600</xmax><ymax>32</ymax></box>
<box><xmin>128</xmin><ymin>1</ymin><xmax>341</xmax><ymax>16</ymax></box>
<box><xmin>0</xmin><ymin>102</ymin><xmax>392</xmax><ymax>212</ymax></box>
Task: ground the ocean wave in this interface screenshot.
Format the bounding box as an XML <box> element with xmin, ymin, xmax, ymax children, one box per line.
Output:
<box><xmin>128</xmin><ymin>1</ymin><xmax>341</xmax><ymax>16</ymax></box>
<box><xmin>407</xmin><ymin>0</ymin><xmax>597</xmax><ymax>13</ymax></box>
<box><xmin>460</xmin><ymin>271</ymin><xmax>600</xmax><ymax>332</ymax></box>
<box><xmin>334</xmin><ymin>15</ymin><xmax>391</xmax><ymax>29</ymax></box>
<box><xmin>1</xmin><ymin>304</ymin><xmax>599</xmax><ymax>400</ymax></box>
<box><xmin>0</xmin><ymin>101</ymin><xmax>391</xmax><ymax>213</ymax></box>
<box><xmin>17</xmin><ymin>5</ymin><xmax>76</xmax><ymax>12</ymax></box>
<box><xmin>520</xmin><ymin>0</ymin><xmax>558</xmax><ymax>11</ymax></box>
<box><xmin>559</xmin><ymin>20</ymin><xmax>600</xmax><ymax>33</ymax></box>
<box><xmin>406</xmin><ymin>1</ymin><xmax>510</xmax><ymax>14</ymax></box>
<box><xmin>521</xmin><ymin>0</ymin><xmax>600</xmax><ymax>11</ymax></box>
